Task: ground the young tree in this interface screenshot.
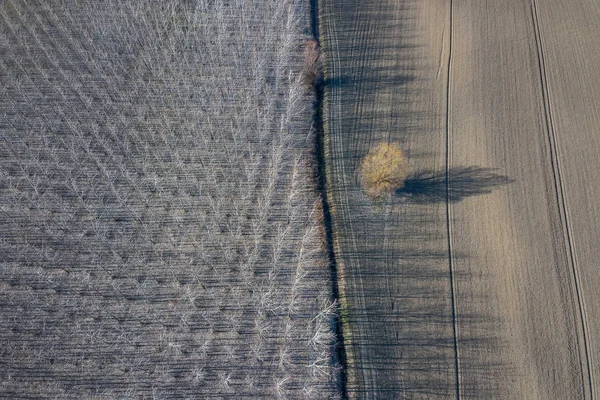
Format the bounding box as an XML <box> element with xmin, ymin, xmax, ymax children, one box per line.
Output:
<box><xmin>359</xmin><ymin>142</ymin><xmax>409</xmax><ymax>199</ymax></box>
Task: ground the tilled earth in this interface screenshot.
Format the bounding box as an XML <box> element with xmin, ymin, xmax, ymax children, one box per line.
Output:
<box><xmin>319</xmin><ymin>0</ymin><xmax>600</xmax><ymax>398</ymax></box>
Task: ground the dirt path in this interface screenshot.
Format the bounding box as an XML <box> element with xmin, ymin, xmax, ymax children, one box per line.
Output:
<box><xmin>320</xmin><ymin>0</ymin><xmax>600</xmax><ymax>398</ymax></box>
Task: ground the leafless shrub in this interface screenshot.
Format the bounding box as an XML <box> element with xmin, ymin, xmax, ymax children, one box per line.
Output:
<box><xmin>301</xmin><ymin>38</ymin><xmax>323</xmax><ymax>90</ymax></box>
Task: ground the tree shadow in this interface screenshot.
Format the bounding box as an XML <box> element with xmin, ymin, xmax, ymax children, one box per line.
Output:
<box><xmin>396</xmin><ymin>167</ymin><xmax>514</xmax><ymax>204</ymax></box>
<box><xmin>324</xmin><ymin>73</ymin><xmax>416</xmax><ymax>91</ymax></box>
<box><xmin>319</xmin><ymin>0</ymin><xmax>517</xmax><ymax>396</ymax></box>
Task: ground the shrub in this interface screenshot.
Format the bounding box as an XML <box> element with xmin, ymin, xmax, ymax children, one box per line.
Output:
<box><xmin>359</xmin><ymin>142</ymin><xmax>409</xmax><ymax>199</ymax></box>
<box><xmin>301</xmin><ymin>39</ymin><xmax>322</xmax><ymax>90</ymax></box>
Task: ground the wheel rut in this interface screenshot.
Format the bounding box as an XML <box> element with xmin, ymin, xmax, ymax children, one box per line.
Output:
<box><xmin>444</xmin><ymin>1</ymin><xmax>461</xmax><ymax>399</ymax></box>
<box><xmin>530</xmin><ymin>0</ymin><xmax>594</xmax><ymax>397</ymax></box>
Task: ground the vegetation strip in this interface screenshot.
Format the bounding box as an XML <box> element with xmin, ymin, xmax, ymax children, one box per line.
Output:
<box><xmin>311</xmin><ymin>0</ymin><xmax>352</xmax><ymax>399</ymax></box>
<box><xmin>310</xmin><ymin>0</ymin><xmax>349</xmax><ymax>397</ymax></box>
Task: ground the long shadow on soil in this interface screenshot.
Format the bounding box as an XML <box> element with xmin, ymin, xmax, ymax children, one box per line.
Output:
<box><xmin>337</xmin><ymin>191</ymin><xmax>511</xmax><ymax>399</ymax></box>
<box><xmin>397</xmin><ymin>167</ymin><xmax>514</xmax><ymax>203</ymax></box>
<box><xmin>319</xmin><ymin>0</ymin><xmax>516</xmax><ymax>398</ymax></box>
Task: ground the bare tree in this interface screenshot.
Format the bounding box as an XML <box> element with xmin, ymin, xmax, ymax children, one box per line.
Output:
<box><xmin>0</xmin><ymin>0</ymin><xmax>339</xmax><ymax>398</ymax></box>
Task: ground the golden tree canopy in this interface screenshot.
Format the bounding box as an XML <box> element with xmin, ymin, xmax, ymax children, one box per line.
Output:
<box><xmin>359</xmin><ymin>142</ymin><xmax>409</xmax><ymax>199</ymax></box>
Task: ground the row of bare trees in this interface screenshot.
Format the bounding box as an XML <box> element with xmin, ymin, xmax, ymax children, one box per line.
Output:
<box><xmin>0</xmin><ymin>0</ymin><xmax>340</xmax><ymax>398</ymax></box>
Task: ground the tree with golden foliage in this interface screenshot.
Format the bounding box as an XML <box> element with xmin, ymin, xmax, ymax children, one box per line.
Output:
<box><xmin>359</xmin><ymin>142</ymin><xmax>409</xmax><ymax>199</ymax></box>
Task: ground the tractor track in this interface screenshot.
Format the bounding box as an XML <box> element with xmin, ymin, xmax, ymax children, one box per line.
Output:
<box><xmin>530</xmin><ymin>0</ymin><xmax>594</xmax><ymax>397</ymax></box>
<box><xmin>444</xmin><ymin>1</ymin><xmax>461</xmax><ymax>399</ymax></box>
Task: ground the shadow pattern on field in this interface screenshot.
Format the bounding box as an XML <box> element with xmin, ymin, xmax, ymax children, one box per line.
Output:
<box><xmin>324</xmin><ymin>73</ymin><xmax>416</xmax><ymax>91</ymax></box>
<box><xmin>320</xmin><ymin>0</ymin><xmax>515</xmax><ymax>397</ymax></box>
<box><xmin>334</xmin><ymin>199</ymin><xmax>509</xmax><ymax>399</ymax></box>
<box><xmin>396</xmin><ymin>167</ymin><xmax>514</xmax><ymax>204</ymax></box>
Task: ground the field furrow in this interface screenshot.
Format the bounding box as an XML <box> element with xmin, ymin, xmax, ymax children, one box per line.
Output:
<box><xmin>444</xmin><ymin>1</ymin><xmax>462</xmax><ymax>397</ymax></box>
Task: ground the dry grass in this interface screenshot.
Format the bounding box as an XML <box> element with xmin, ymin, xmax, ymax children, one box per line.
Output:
<box><xmin>359</xmin><ymin>142</ymin><xmax>410</xmax><ymax>199</ymax></box>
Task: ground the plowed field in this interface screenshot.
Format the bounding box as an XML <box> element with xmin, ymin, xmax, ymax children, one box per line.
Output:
<box><xmin>319</xmin><ymin>0</ymin><xmax>600</xmax><ymax>398</ymax></box>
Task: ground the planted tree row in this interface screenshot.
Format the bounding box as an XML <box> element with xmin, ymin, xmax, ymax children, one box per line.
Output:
<box><xmin>0</xmin><ymin>0</ymin><xmax>339</xmax><ymax>398</ymax></box>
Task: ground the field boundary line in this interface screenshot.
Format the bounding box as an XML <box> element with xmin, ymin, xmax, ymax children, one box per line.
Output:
<box><xmin>312</xmin><ymin>0</ymin><xmax>350</xmax><ymax>398</ymax></box>
<box><xmin>444</xmin><ymin>0</ymin><xmax>461</xmax><ymax>398</ymax></box>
